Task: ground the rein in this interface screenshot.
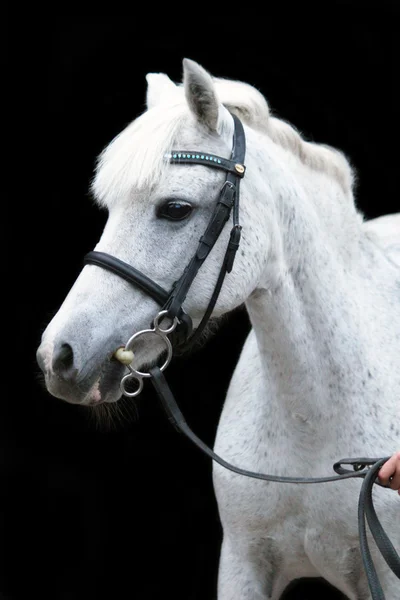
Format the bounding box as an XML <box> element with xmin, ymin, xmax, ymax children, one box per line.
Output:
<box><xmin>150</xmin><ymin>365</ymin><xmax>400</xmax><ymax>600</ymax></box>
<box><xmin>83</xmin><ymin>113</ymin><xmax>399</xmax><ymax>599</ymax></box>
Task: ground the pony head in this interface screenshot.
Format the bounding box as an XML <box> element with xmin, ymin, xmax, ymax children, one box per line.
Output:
<box><xmin>37</xmin><ymin>58</ymin><xmax>356</xmax><ymax>408</ymax></box>
<box><xmin>36</xmin><ymin>59</ymin><xmax>270</xmax><ymax>406</ymax></box>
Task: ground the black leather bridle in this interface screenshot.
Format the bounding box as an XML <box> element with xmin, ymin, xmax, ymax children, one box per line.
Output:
<box><xmin>85</xmin><ymin>113</ymin><xmax>246</xmax><ymax>350</ymax></box>
<box><xmin>83</xmin><ymin>113</ymin><xmax>399</xmax><ymax>599</ymax></box>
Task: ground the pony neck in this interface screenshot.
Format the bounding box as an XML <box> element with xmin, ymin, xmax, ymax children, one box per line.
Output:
<box><xmin>245</xmin><ymin>154</ymin><xmax>366</xmax><ymax>423</ymax></box>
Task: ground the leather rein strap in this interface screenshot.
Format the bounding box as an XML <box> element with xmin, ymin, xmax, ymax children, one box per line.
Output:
<box><xmin>150</xmin><ymin>366</ymin><xmax>400</xmax><ymax>600</ymax></box>
<box><xmin>83</xmin><ymin>112</ymin><xmax>399</xmax><ymax>599</ymax></box>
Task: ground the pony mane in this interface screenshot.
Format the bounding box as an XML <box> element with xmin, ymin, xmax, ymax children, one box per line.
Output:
<box><xmin>213</xmin><ymin>77</ymin><xmax>355</xmax><ymax>193</ymax></box>
<box><xmin>92</xmin><ymin>75</ymin><xmax>355</xmax><ymax>208</ymax></box>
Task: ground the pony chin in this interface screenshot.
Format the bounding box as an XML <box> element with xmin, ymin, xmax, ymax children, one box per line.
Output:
<box><xmin>84</xmin><ymin>379</ymin><xmax>106</xmax><ymax>406</ymax></box>
<box><xmin>83</xmin><ymin>361</ymin><xmax>129</xmax><ymax>406</ymax></box>
<box><xmin>84</xmin><ymin>377</ymin><xmax>124</xmax><ymax>406</ymax></box>
<box><xmin>51</xmin><ymin>362</ymin><xmax>126</xmax><ymax>407</ymax></box>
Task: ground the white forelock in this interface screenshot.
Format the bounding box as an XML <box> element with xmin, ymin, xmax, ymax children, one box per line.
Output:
<box><xmin>91</xmin><ymin>73</ymin><xmax>355</xmax><ymax>208</ymax></box>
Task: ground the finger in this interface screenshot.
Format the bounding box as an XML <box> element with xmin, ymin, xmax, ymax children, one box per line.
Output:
<box><xmin>388</xmin><ymin>470</ymin><xmax>400</xmax><ymax>491</ymax></box>
<box><xmin>378</xmin><ymin>453</ymin><xmax>400</xmax><ymax>485</ymax></box>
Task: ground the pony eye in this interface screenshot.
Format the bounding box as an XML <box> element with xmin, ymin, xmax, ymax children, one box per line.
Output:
<box><xmin>157</xmin><ymin>200</ymin><xmax>193</xmax><ymax>221</ymax></box>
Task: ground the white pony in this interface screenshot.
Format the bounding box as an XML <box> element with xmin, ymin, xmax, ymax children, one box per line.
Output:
<box><xmin>36</xmin><ymin>59</ymin><xmax>399</xmax><ymax>599</ymax></box>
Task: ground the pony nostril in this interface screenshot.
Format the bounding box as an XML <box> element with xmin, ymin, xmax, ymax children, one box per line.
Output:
<box><xmin>52</xmin><ymin>343</ymin><xmax>78</xmax><ymax>381</ymax></box>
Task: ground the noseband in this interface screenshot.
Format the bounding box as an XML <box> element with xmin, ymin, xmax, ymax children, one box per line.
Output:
<box><xmin>83</xmin><ymin>113</ymin><xmax>399</xmax><ymax>599</ymax></box>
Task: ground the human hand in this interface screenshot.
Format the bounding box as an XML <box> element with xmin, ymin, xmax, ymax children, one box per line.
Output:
<box><xmin>378</xmin><ymin>451</ymin><xmax>400</xmax><ymax>494</ymax></box>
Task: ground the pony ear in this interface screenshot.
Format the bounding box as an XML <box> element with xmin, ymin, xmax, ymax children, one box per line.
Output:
<box><xmin>182</xmin><ymin>58</ymin><xmax>220</xmax><ymax>131</ymax></box>
<box><xmin>145</xmin><ymin>73</ymin><xmax>177</xmax><ymax>109</ymax></box>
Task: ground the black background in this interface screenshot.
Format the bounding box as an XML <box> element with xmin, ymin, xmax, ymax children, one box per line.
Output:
<box><xmin>4</xmin><ymin>3</ymin><xmax>398</xmax><ymax>599</ymax></box>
